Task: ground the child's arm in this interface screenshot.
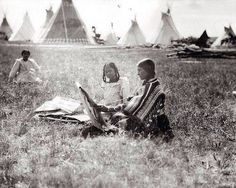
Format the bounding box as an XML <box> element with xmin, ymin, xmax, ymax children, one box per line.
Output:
<box><xmin>31</xmin><ymin>59</ymin><xmax>41</xmax><ymax>74</ymax></box>
<box><xmin>95</xmin><ymin>103</ymin><xmax>125</xmax><ymax>112</ymax></box>
<box><xmin>8</xmin><ymin>60</ymin><xmax>20</xmax><ymax>82</ymax></box>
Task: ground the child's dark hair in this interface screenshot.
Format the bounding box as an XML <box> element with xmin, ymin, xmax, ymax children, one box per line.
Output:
<box><xmin>21</xmin><ymin>49</ymin><xmax>30</xmax><ymax>56</ymax></box>
<box><xmin>103</xmin><ymin>62</ymin><xmax>120</xmax><ymax>83</ymax></box>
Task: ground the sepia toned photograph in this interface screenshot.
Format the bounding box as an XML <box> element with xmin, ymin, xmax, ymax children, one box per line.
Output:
<box><xmin>0</xmin><ymin>0</ymin><xmax>236</xmax><ymax>187</ymax></box>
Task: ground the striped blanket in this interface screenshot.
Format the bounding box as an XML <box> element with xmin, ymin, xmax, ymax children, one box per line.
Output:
<box><xmin>124</xmin><ymin>78</ymin><xmax>165</xmax><ymax>124</ymax></box>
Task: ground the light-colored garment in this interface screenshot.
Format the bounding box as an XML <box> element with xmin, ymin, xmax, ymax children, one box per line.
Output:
<box><xmin>101</xmin><ymin>77</ymin><xmax>130</xmax><ymax>106</ymax></box>
<box><xmin>9</xmin><ymin>58</ymin><xmax>41</xmax><ymax>83</ymax></box>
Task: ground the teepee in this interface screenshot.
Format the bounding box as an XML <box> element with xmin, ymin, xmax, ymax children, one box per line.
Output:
<box><xmin>9</xmin><ymin>12</ymin><xmax>35</xmax><ymax>41</ymax></box>
<box><xmin>105</xmin><ymin>23</ymin><xmax>118</xmax><ymax>45</ymax></box>
<box><xmin>33</xmin><ymin>6</ymin><xmax>54</xmax><ymax>43</ymax></box>
<box><xmin>211</xmin><ymin>26</ymin><xmax>236</xmax><ymax>47</ymax></box>
<box><xmin>154</xmin><ymin>9</ymin><xmax>180</xmax><ymax>45</ymax></box>
<box><xmin>43</xmin><ymin>6</ymin><xmax>54</xmax><ymax>28</ymax></box>
<box><xmin>118</xmin><ymin>17</ymin><xmax>146</xmax><ymax>46</ymax></box>
<box><xmin>0</xmin><ymin>15</ymin><xmax>13</xmax><ymax>40</ymax></box>
<box><xmin>196</xmin><ymin>30</ymin><xmax>210</xmax><ymax>48</ymax></box>
<box><xmin>36</xmin><ymin>0</ymin><xmax>92</xmax><ymax>44</ymax></box>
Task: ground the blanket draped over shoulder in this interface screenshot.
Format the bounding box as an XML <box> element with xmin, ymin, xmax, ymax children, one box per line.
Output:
<box><xmin>124</xmin><ymin>78</ymin><xmax>165</xmax><ymax>125</ymax></box>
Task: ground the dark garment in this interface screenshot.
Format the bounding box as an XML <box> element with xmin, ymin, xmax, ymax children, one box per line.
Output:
<box><xmin>111</xmin><ymin>113</ymin><xmax>172</xmax><ymax>137</ymax></box>
<box><xmin>110</xmin><ymin>100</ymin><xmax>172</xmax><ymax>137</ymax></box>
<box><xmin>124</xmin><ymin>78</ymin><xmax>161</xmax><ymax>122</ymax></box>
<box><xmin>145</xmin><ymin>114</ymin><xmax>171</xmax><ymax>136</ymax></box>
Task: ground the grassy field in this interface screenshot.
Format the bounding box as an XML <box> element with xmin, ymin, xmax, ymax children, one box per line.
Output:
<box><xmin>0</xmin><ymin>44</ymin><xmax>236</xmax><ymax>187</ymax></box>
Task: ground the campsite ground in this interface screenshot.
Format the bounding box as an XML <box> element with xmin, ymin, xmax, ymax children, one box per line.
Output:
<box><xmin>0</xmin><ymin>44</ymin><xmax>236</xmax><ymax>187</ymax></box>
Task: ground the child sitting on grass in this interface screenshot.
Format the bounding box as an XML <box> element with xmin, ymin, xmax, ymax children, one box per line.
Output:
<box><xmin>95</xmin><ymin>58</ymin><xmax>174</xmax><ymax>141</ymax></box>
<box><xmin>8</xmin><ymin>49</ymin><xmax>42</xmax><ymax>84</ymax></box>
<box><xmin>100</xmin><ymin>62</ymin><xmax>130</xmax><ymax>106</ymax></box>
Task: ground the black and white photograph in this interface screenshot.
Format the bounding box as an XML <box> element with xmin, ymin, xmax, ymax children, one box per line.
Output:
<box><xmin>0</xmin><ymin>0</ymin><xmax>236</xmax><ymax>187</ymax></box>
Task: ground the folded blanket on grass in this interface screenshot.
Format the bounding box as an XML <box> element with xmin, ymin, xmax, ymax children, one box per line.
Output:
<box><xmin>34</xmin><ymin>96</ymin><xmax>90</xmax><ymax>123</ymax></box>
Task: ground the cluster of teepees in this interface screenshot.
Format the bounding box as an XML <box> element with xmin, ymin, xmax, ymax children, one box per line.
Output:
<box><xmin>35</xmin><ymin>0</ymin><xmax>93</xmax><ymax>44</ymax></box>
<box><xmin>167</xmin><ymin>27</ymin><xmax>236</xmax><ymax>59</ymax></box>
<box><xmin>211</xmin><ymin>26</ymin><xmax>236</xmax><ymax>48</ymax></box>
<box><xmin>0</xmin><ymin>15</ymin><xmax>13</xmax><ymax>40</ymax></box>
<box><xmin>1</xmin><ymin>2</ymin><xmax>183</xmax><ymax>46</ymax></box>
<box><xmin>3</xmin><ymin>2</ymin><xmax>236</xmax><ymax>48</ymax></box>
<box><xmin>118</xmin><ymin>8</ymin><xmax>181</xmax><ymax>47</ymax></box>
<box><xmin>194</xmin><ymin>26</ymin><xmax>236</xmax><ymax>49</ymax></box>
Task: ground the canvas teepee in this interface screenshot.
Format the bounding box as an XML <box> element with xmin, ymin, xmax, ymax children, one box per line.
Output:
<box><xmin>154</xmin><ymin>9</ymin><xmax>180</xmax><ymax>45</ymax></box>
<box><xmin>105</xmin><ymin>23</ymin><xmax>118</xmax><ymax>45</ymax></box>
<box><xmin>227</xmin><ymin>26</ymin><xmax>236</xmax><ymax>37</ymax></box>
<box><xmin>118</xmin><ymin>17</ymin><xmax>146</xmax><ymax>46</ymax></box>
<box><xmin>43</xmin><ymin>6</ymin><xmax>54</xmax><ymax>28</ymax></box>
<box><xmin>211</xmin><ymin>26</ymin><xmax>236</xmax><ymax>47</ymax></box>
<box><xmin>196</xmin><ymin>30</ymin><xmax>210</xmax><ymax>48</ymax></box>
<box><xmin>33</xmin><ymin>6</ymin><xmax>54</xmax><ymax>42</ymax></box>
<box><xmin>36</xmin><ymin>0</ymin><xmax>92</xmax><ymax>44</ymax></box>
<box><xmin>10</xmin><ymin>12</ymin><xmax>35</xmax><ymax>41</ymax></box>
<box><xmin>0</xmin><ymin>15</ymin><xmax>13</xmax><ymax>40</ymax></box>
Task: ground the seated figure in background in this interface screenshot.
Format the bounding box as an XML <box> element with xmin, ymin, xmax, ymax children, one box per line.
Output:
<box><xmin>8</xmin><ymin>49</ymin><xmax>42</xmax><ymax>84</ymax></box>
<box><xmin>94</xmin><ymin>58</ymin><xmax>174</xmax><ymax>140</ymax></box>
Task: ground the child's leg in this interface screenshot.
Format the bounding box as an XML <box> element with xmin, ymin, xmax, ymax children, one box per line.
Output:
<box><xmin>156</xmin><ymin>114</ymin><xmax>174</xmax><ymax>141</ymax></box>
<box><xmin>156</xmin><ymin>114</ymin><xmax>172</xmax><ymax>133</ymax></box>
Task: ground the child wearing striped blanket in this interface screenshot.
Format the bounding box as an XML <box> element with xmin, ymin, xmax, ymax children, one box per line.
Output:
<box><xmin>95</xmin><ymin>58</ymin><xmax>174</xmax><ymax>141</ymax></box>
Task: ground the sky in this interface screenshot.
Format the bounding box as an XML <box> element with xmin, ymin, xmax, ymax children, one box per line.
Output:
<box><xmin>0</xmin><ymin>0</ymin><xmax>236</xmax><ymax>42</ymax></box>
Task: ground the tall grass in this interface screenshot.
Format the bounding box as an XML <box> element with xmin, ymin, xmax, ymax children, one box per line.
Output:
<box><xmin>0</xmin><ymin>45</ymin><xmax>235</xmax><ymax>187</ymax></box>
